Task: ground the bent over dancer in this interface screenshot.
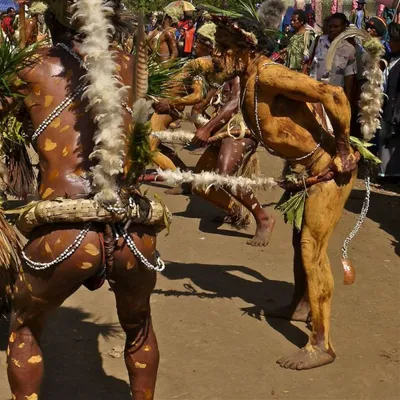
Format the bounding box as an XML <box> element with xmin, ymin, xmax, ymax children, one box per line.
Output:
<box><xmin>2</xmin><ymin>1</ymin><xmax>168</xmax><ymax>399</ymax></box>
<box><xmin>208</xmin><ymin>0</ymin><xmax>361</xmax><ymax>370</ymax></box>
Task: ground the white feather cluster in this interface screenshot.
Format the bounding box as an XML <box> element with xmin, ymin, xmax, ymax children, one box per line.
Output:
<box><xmin>359</xmin><ymin>41</ymin><xmax>385</xmax><ymax>142</ymax></box>
<box><xmin>157</xmin><ymin>168</ymin><xmax>277</xmax><ymax>194</ymax></box>
<box><xmin>73</xmin><ymin>0</ymin><xmax>127</xmax><ymax>205</ymax></box>
<box><xmin>132</xmin><ymin>99</ymin><xmax>154</xmax><ymax>124</ymax></box>
<box><xmin>151</xmin><ymin>130</ymin><xmax>195</xmax><ymax>143</ymax></box>
<box><xmin>185</xmin><ymin>113</ymin><xmax>210</xmax><ymax>127</ymax></box>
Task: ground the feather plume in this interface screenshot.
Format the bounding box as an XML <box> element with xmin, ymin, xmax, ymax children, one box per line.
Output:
<box><xmin>73</xmin><ymin>0</ymin><xmax>127</xmax><ymax>205</ymax></box>
<box><xmin>157</xmin><ymin>168</ymin><xmax>277</xmax><ymax>195</ymax></box>
<box><xmin>184</xmin><ymin>113</ymin><xmax>210</xmax><ymax>127</ymax></box>
<box><xmin>327</xmin><ymin>29</ymin><xmax>384</xmax><ymax>141</ymax></box>
<box><xmin>258</xmin><ymin>0</ymin><xmax>286</xmax><ymax>30</ymax></box>
<box><xmin>133</xmin><ymin>12</ymin><xmax>148</xmax><ymax>102</ymax></box>
<box><xmin>151</xmin><ymin>130</ymin><xmax>194</xmax><ymax>143</ymax></box>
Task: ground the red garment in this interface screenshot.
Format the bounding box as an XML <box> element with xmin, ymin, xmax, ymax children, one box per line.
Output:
<box><xmin>1</xmin><ymin>16</ymin><xmax>14</xmax><ymax>36</ymax></box>
<box><xmin>183</xmin><ymin>26</ymin><xmax>195</xmax><ymax>54</ymax></box>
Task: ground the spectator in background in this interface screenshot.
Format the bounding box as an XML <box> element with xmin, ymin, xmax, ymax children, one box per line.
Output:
<box><xmin>1</xmin><ymin>7</ymin><xmax>16</xmax><ymax>39</ymax></box>
<box><xmin>366</xmin><ymin>16</ymin><xmax>390</xmax><ymax>55</ymax></box>
<box><xmin>377</xmin><ymin>22</ymin><xmax>400</xmax><ymax>180</ymax></box>
<box><xmin>183</xmin><ymin>19</ymin><xmax>196</xmax><ymax>57</ymax></box>
<box><xmin>281</xmin><ymin>6</ymin><xmax>294</xmax><ymax>33</ymax></box>
<box><xmin>350</xmin><ymin>0</ymin><xmax>369</xmax><ymax>30</ymax></box>
<box><xmin>284</xmin><ymin>10</ymin><xmax>315</xmax><ymax>72</ymax></box>
<box><xmin>146</xmin><ymin>13</ymin><xmax>158</xmax><ymax>34</ymax></box>
<box><xmin>310</xmin><ymin>13</ymin><xmax>357</xmax><ymax>103</ymax></box>
<box><xmin>305</xmin><ymin>3</ymin><xmax>315</xmax><ymax>28</ymax></box>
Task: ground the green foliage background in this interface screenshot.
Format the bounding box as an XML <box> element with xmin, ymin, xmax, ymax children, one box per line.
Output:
<box><xmin>123</xmin><ymin>0</ymin><xmax>239</xmax><ymax>13</ymax></box>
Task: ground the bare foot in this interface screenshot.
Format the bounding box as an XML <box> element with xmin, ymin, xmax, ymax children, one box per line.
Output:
<box><xmin>165</xmin><ymin>183</ymin><xmax>191</xmax><ymax>195</ymax></box>
<box><xmin>212</xmin><ymin>212</ymin><xmax>251</xmax><ymax>229</ymax></box>
<box><xmin>247</xmin><ymin>217</ymin><xmax>275</xmax><ymax>247</ymax></box>
<box><xmin>277</xmin><ymin>345</ymin><xmax>335</xmax><ymax>370</ymax></box>
<box><xmin>265</xmin><ymin>300</ymin><xmax>311</xmax><ymax>323</ymax></box>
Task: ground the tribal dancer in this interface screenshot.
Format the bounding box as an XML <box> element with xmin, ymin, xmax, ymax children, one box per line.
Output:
<box><xmin>149</xmin><ymin>23</ymin><xmax>218</xmax><ymax>176</ymax></box>
<box><xmin>1</xmin><ymin>1</ymin><xmax>169</xmax><ymax>398</ymax></box>
<box><xmin>206</xmin><ymin>0</ymin><xmax>382</xmax><ymax>369</ymax></box>
<box><xmin>155</xmin><ymin>22</ymin><xmax>275</xmax><ymax>244</ymax></box>
<box><xmin>147</xmin><ymin>5</ymin><xmax>179</xmax><ymax>62</ymax></box>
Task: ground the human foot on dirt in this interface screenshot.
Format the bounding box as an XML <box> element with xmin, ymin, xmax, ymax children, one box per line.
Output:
<box><xmin>277</xmin><ymin>345</ymin><xmax>335</xmax><ymax>370</ymax></box>
<box><xmin>165</xmin><ymin>183</ymin><xmax>191</xmax><ymax>195</ymax></box>
<box><xmin>247</xmin><ymin>216</ymin><xmax>275</xmax><ymax>246</ymax></box>
<box><xmin>265</xmin><ymin>301</ymin><xmax>311</xmax><ymax>322</ymax></box>
<box><xmin>212</xmin><ymin>213</ymin><xmax>251</xmax><ymax>229</ymax></box>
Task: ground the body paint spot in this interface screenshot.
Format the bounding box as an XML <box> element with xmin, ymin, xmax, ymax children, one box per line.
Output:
<box><xmin>33</xmin><ymin>85</ymin><xmax>41</xmax><ymax>96</ymax></box>
<box><xmin>85</xmin><ymin>243</ymin><xmax>100</xmax><ymax>257</ymax></box>
<box><xmin>27</xmin><ymin>283</ymin><xmax>33</xmax><ymax>292</ymax></box>
<box><xmin>42</xmin><ymin>188</ymin><xmax>55</xmax><ymax>199</ymax></box>
<box><xmin>62</xmin><ymin>147</ymin><xmax>69</xmax><ymax>157</ymax></box>
<box><xmin>60</xmin><ymin>125</ymin><xmax>70</xmax><ymax>133</ymax></box>
<box><xmin>28</xmin><ymin>355</ymin><xmax>43</xmax><ymax>364</ymax></box>
<box><xmin>25</xmin><ymin>394</ymin><xmax>38</xmax><ymax>400</ymax></box>
<box><xmin>143</xmin><ymin>345</ymin><xmax>151</xmax><ymax>352</ymax></box>
<box><xmin>12</xmin><ymin>394</ymin><xmax>16</xmax><ymax>400</ymax></box>
<box><xmin>17</xmin><ymin>317</ymin><xmax>24</xmax><ymax>325</ymax></box>
<box><xmin>49</xmin><ymin>117</ymin><xmax>61</xmax><ymax>129</ymax></box>
<box><xmin>134</xmin><ymin>361</ymin><xmax>147</xmax><ymax>369</ymax></box>
<box><xmin>145</xmin><ymin>389</ymin><xmax>153</xmax><ymax>400</ymax></box>
<box><xmin>49</xmin><ymin>169</ymin><xmax>59</xmax><ymax>181</ymax></box>
<box><xmin>252</xmin><ymin>203</ymin><xmax>257</xmax><ymax>210</ymax></box>
<box><xmin>55</xmin><ymin>238</ymin><xmax>61</xmax><ymax>245</ymax></box>
<box><xmin>9</xmin><ymin>333</ymin><xmax>16</xmax><ymax>343</ymax></box>
<box><xmin>126</xmin><ymin>261</ymin><xmax>135</xmax><ymax>270</ymax></box>
<box><xmin>45</xmin><ymin>242</ymin><xmax>52</xmax><ymax>254</ymax></box>
<box><xmin>11</xmin><ymin>358</ymin><xmax>21</xmax><ymax>367</ymax></box>
<box><xmin>18</xmin><ymin>343</ymin><xmax>25</xmax><ymax>349</ymax></box>
<box><xmin>7</xmin><ymin>346</ymin><xmax>10</xmax><ymax>356</ymax></box>
<box><xmin>81</xmin><ymin>262</ymin><xmax>93</xmax><ymax>270</ymax></box>
<box><xmin>44</xmin><ymin>95</ymin><xmax>53</xmax><ymax>107</ymax></box>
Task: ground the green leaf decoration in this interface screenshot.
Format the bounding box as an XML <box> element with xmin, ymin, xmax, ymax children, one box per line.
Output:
<box><xmin>276</xmin><ymin>190</ymin><xmax>307</xmax><ymax>231</ymax></box>
<box><xmin>350</xmin><ymin>136</ymin><xmax>382</xmax><ymax>165</ymax></box>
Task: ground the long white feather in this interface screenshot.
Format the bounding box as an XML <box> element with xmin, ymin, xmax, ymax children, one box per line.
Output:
<box><xmin>151</xmin><ymin>130</ymin><xmax>195</xmax><ymax>143</ymax></box>
<box><xmin>73</xmin><ymin>0</ymin><xmax>127</xmax><ymax>205</ymax></box>
<box><xmin>157</xmin><ymin>168</ymin><xmax>277</xmax><ymax>195</ymax></box>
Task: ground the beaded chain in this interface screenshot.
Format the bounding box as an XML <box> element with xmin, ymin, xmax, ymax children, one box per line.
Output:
<box><xmin>21</xmin><ymin>224</ymin><xmax>91</xmax><ymax>270</ymax></box>
<box><xmin>26</xmin><ymin>45</ymin><xmax>165</xmax><ymax>273</ymax></box>
<box><xmin>118</xmin><ymin>225</ymin><xmax>165</xmax><ymax>272</ymax></box>
<box><xmin>31</xmin><ymin>83</ymin><xmax>86</xmax><ymax>142</ymax></box>
<box><xmin>241</xmin><ymin>61</ymin><xmax>321</xmax><ymax>162</ymax></box>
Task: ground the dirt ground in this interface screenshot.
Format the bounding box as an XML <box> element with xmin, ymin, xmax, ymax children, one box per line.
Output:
<box><xmin>0</xmin><ymin>144</ymin><xmax>399</xmax><ymax>400</ymax></box>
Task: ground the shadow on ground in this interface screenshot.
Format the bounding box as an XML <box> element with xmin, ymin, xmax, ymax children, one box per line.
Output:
<box><xmin>346</xmin><ymin>189</ymin><xmax>400</xmax><ymax>256</ymax></box>
<box><xmin>2</xmin><ymin>307</ymin><xmax>130</xmax><ymax>400</ymax></box>
<box><xmin>155</xmin><ymin>262</ymin><xmax>308</xmax><ymax>349</ymax></box>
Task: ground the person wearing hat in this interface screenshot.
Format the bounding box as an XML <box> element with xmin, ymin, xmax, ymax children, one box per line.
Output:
<box><xmin>350</xmin><ymin>0</ymin><xmax>370</xmax><ymax>30</ymax></box>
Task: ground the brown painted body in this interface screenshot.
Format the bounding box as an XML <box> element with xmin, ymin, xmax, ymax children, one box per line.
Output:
<box><xmin>7</xmin><ymin>43</ymin><xmax>159</xmax><ymax>399</ymax></box>
<box><xmin>211</xmin><ymin>48</ymin><xmax>358</xmax><ymax>369</ymax></box>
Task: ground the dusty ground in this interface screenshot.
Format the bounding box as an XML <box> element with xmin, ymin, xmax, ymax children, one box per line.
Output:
<box><xmin>0</xmin><ymin>145</ymin><xmax>399</xmax><ymax>400</ymax></box>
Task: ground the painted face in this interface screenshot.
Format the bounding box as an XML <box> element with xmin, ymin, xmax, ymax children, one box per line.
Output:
<box><xmin>211</xmin><ymin>44</ymin><xmax>244</xmax><ymax>83</ymax></box>
<box><xmin>194</xmin><ymin>40</ymin><xmax>212</xmax><ymax>58</ymax></box>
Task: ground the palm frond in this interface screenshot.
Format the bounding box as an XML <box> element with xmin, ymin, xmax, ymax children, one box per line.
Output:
<box><xmin>148</xmin><ymin>56</ymin><xmax>188</xmax><ymax>98</ymax></box>
<box><xmin>0</xmin><ymin>41</ymin><xmax>42</xmax><ymax>103</ymax></box>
